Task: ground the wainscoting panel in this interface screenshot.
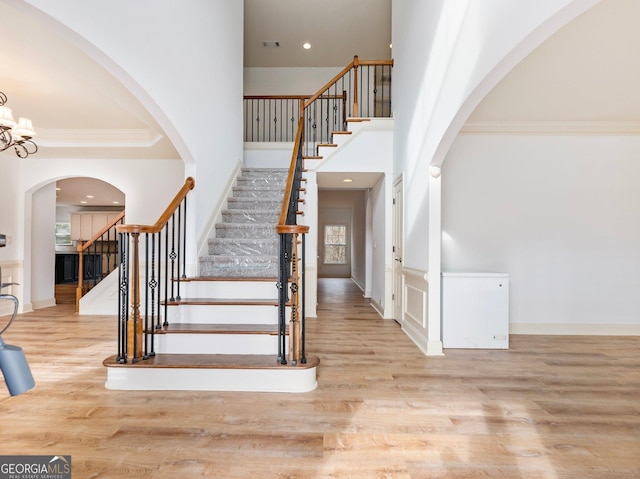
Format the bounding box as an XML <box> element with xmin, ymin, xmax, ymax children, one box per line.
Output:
<box><xmin>400</xmin><ymin>267</ymin><xmax>435</xmax><ymax>355</ymax></box>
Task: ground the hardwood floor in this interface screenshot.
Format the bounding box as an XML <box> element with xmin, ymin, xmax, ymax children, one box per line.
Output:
<box><xmin>1</xmin><ymin>278</ymin><xmax>639</xmax><ymax>478</ymax></box>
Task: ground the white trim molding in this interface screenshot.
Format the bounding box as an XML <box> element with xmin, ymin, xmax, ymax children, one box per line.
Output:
<box><xmin>511</xmin><ymin>323</ymin><xmax>640</xmax><ymax>336</ymax></box>
<box><xmin>461</xmin><ymin>120</ymin><xmax>640</xmax><ymax>136</ymax></box>
<box><xmin>36</xmin><ymin>127</ymin><xmax>164</xmax><ymax>148</ymax></box>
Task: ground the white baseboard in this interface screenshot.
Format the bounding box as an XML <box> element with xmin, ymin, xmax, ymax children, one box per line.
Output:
<box><xmin>510</xmin><ymin>323</ymin><xmax>640</xmax><ymax>336</ymax></box>
<box><xmin>370</xmin><ymin>297</ymin><xmax>384</xmax><ymax>318</ymax></box>
<box><xmin>32</xmin><ymin>298</ymin><xmax>56</xmax><ymax>310</ymax></box>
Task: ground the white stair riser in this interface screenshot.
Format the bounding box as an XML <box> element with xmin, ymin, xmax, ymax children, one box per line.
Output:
<box><xmin>166</xmin><ymin>304</ymin><xmax>289</xmax><ymax>324</ymax></box>
<box><xmin>317</xmin><ymin>145</ymin><xmax>338</xmax><ymax>159</ymax></box>
<box><xmin>179</xmin><ymin>281</ymin><xmax>279</xmax><ymax>299</ymax></box>
<box><xmin>332</xmin><ymin>134</ymin><xmax>351</xmax><ymax>147</ymax></box>
<box><xmin>155</xmin><ymin>333</ymin><xmax>287</xmax><ymax>355</ymax></box>
<box><xmin>105</xmin><ymin>366</ymin><xmax>317</xmax><ymax>393</ymax></box>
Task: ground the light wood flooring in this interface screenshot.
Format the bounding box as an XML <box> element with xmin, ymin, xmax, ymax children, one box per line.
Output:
<box><xmin>1</xmin><ymin>278</ymin><xmax>639</xmax><ymax>478</ymax></box>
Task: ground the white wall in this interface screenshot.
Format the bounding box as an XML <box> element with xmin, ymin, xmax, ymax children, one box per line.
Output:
<box><xmin>370</xmin><ymin>175</ymin><xmax>387</xmax><ymax>314</ymax></box>
<box><xmin>443</xmin><ymin>134</ymin><xmax>640</xmax><ymax>333</ymax></box>
<box><xmin>24</xmin><ymin>0</ymin><xmax>245</xmax><ymax>242</ymax></box>
<box><xmin>0</xmin><ymin>154</ymin><xmax>22</xmax><ymax>262</ymax></box>
<box><xmin>30</xmin><ymin>182</ymin><xmax>56</xmax><ymax>309</ymax></box>
<box><xmin>392</xmin><ymin>0</ymin><xmax>598</xmax><ymax>273</ymax></box>
<box><xmin>244</xmin><ymin>67</ymin><xmax>344</xmax><ymax>95</ymax></box>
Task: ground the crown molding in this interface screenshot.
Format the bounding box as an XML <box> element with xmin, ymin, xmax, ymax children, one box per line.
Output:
<box><xmin>34</xmin><ymin>128</ymin><xmax>163</xmax><ymax>148</ymax></box>
<box><xmin>461</xmin><ymin>120</ymin><xmax>640</xmax><ymax>136</ymax></box>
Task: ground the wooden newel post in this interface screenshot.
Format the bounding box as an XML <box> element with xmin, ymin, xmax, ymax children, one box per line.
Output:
<box><xmin>289</xmin><ymin>232</ymin><xmax>301</xmax><ymax>365</ymax></box>
<box><xmin>127</xmin><ymin>232</ymin><xmax>143</xmax><ymax>361</ymax></box>
<box><xmin>75</xmin><ymin>241</ymin><xmax>85</xmax><ymax>312</ymax></box>
<box><xmin>352</xmin><ymin>55</ymin><xmax>360</xmax><ymax>118</ymax></box>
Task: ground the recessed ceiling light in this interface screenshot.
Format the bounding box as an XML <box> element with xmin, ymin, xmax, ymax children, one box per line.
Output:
<box><xmin>86</xmin><ymin>195</ymin><xmax>94</xmax><ymax>198</ymax></box>
<box><xmin>343</xmin><ymin>178</ymin><xmax>353</xmax><ymax>183</ymax></box>
<box><xmin>55</xmin><ymin>187</ymin><xmax>61</xmax><ymax>191</ymax></box>
<box><xmin>303</xmin><ymin>42</ymin><xmax>311</xmax><ymax>50</ymax></box>
<box><xmin>80</xmin><ymin>201</ymin><xmax>87</xmax><ymax>204</ymax></box>
<box><xmin>112</xmin><ymin>201</ymin><xmax>120</xmax><ymax>205</ymax></box>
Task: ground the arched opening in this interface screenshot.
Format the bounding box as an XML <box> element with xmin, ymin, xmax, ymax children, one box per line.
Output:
<box><xmin>29</xmin><ymin>177</ymin><xmax>124</xmax><ymax>307</ymax></box>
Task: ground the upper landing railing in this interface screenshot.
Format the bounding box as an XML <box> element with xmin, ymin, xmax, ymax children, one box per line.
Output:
<box><xmin>244</xmin><ymin>55</ymin><xmax>393</xmax><ymax>156</ymax></box>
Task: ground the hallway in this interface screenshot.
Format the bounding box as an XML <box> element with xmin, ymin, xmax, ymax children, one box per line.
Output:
<box><xmin>0</xmin><ymin>280</ymin><xmax>638</xmax><ymax>477</ymax></box>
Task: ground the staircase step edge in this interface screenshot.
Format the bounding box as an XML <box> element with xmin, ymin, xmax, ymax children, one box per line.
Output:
<box><xmin>104</xmin><ymin>353</ymin><xmax>319</xmax><ymax>370</ymax></box>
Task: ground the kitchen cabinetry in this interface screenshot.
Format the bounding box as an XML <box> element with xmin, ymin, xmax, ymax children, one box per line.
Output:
<box><xmin>70</xmin><ymin>212</ymin><xmax>122</xmax><ymax>241</ymax></box>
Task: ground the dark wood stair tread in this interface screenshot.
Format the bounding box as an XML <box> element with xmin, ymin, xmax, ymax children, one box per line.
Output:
<box><xmin>155</xmin><ymin>323</ymin><xmax>283</xmax><ymax>335</ymax></box>
<box><xmin>104</xmin><ymin>354</ymin><xmax>319</xmax><ymax>370</ymax></box>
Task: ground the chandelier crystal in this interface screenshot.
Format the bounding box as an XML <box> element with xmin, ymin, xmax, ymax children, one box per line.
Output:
<box><xmin>0</xmin><ymin>90</ymin><xmax>37</xmax><ymax>158</ymax></box>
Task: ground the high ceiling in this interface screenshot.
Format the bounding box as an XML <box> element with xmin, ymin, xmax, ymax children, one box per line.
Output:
<box><xmin>244</xmin><ymin>0</ymin><xmax>392</xmax><ymax>67</ymax></box>
<box><xmin>0</xmin><ymin>0</ymin><xmax>392</xmax><ymax>204</ymax></box>
<box><xmin>3</xmin><ymin>0</ymin><xmax>640</xmax><ymax>203</ymax></box>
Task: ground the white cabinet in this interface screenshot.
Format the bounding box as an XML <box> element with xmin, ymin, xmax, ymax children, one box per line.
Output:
<box><xmin>442</xmin><ymin>272</ymin><xmax>509</xmax><ymax>349</ymax></box>
<box><xmin>70</xmin><ymin>212</ymin><xmax>123</xmax><ymax>241</ymax></box>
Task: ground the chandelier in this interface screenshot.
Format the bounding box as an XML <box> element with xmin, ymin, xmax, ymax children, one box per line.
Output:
<box><xmin>0</xmin><ymin>90</ymin><xmax>37</xmax><ymax>158</ymax></box>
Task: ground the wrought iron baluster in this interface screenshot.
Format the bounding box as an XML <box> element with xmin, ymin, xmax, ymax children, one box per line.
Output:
<box><xmin>175</xmin><ymin>205</ymin><xmax>182</xmax><ymax>301</ymax></box>
<box><xmin>143</xmin><ymin>234</ymin><xmax>150</xmax><ymax>360</ymax></box>
<box><xmin>169</xmin><ymin>214</ymin><xmax>176</xmax><ymax>302</ymax></box>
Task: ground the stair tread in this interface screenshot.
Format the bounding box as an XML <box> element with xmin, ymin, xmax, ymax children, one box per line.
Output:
<box><xmin>104</xmin><ymin>354</ymin><xmax>319</xmax><ymax>370</ymax></box>
<box><xmin>180</xmin><ymin>276</ymin><xmax>278</xmax><ymax>282</ymax></box>
<box><xmin>166</xmin><ymin>297</ymin><xmax>278</xmax><ymax>306</ymax></box>
<box><xmin>157</xmin><ymin>323</ymin><xmax>282</xmax><ymax>334</ymax></box>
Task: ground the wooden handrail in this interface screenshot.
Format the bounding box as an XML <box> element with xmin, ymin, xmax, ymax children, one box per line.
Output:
<box><xmin>118</xmin><ymin>177</ymin><xmax>195</xmax><ymax>235</ymax></box>
<box><xmin>244</xmin><ymin>94</ymin><xmax>347</xmax><ymax>101</ymax></box>
<box><xmin>76</xmin><ymin>210</ymin><xmax>126</xmax><ymax>311</ymax></box>
<box><xmin>302</xmin><ymin>56</ymin><xmax>394</xmax><ymax>109</ymax></box>
<box><xmin>244</xmin><ymin>95</ymin><xmax>311</xmax><ymax>100</ymax></box>
<box><xmin>304</xmin><ymin>59</ymin><xmax>357</xmax><ymax>108</ymax></box>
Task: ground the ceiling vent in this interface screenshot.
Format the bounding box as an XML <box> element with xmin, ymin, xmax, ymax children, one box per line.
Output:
<box><xmin>262</xmin><ymin>41</ymin><xmax>280</xmax><ymax>48</ymax></box>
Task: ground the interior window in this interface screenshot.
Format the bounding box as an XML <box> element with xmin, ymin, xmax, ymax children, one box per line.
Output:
<box><xmin>323</xmin><ymin>224</ymin><xmax>347</xmax><ymax>264</ymax></box>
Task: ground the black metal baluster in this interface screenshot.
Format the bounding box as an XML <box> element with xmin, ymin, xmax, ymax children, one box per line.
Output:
<box><xmin>268</xmin><ymin>98</ymin><xmax>272</xmax><ymax>142</ymax></box>
<box><xmin>143</xmin><ymin>233</ymin><xmax>150</xmax><ymax>360</ymax></box>
<box><xmin>163</xmin><ymin>223</ymin><xmax>170</xmax><ymax>327</ymax></box>
<box><xmin>182</xmin><ymin>197</ymin><xmax>188</xmax><ymax>279</ymax></box>
<box><xmin>278</xmin><ymin>233</ymin><xmax>287</xmax><ymax>365</ymax></box>
<box><xmin>175</xmin><ymin>205</ymin><xmax>182</xmax><ymax>301</ymax></box>
<box><xmin>169</xmin><ymin>214</ymin><xmax>176</xmax><ymax>302</ymax></box>
<box><xmin>301</xmin><ymin>232</ymin><xmax>306</xmax><ymax>364</ymax></box>
<box><xmin>157</xmin><ymin>231</ymin><xmax>164</xmax><ymax>329</ymax></box>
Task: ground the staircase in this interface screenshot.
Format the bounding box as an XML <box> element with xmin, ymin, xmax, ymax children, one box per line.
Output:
<box><xmin>199</xmin><ymin>168</ymin><xmax>286</xmax><ymax>278</ymax></box>
<box><xmin>103</xmin><ymin>168</ymin><xmax>318</xmax><ymax>393</ymax></box>
<box><xmin>103</xmin><ymin>56</ymin><xmax>394</xmax><ymax>393</ymax></box>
